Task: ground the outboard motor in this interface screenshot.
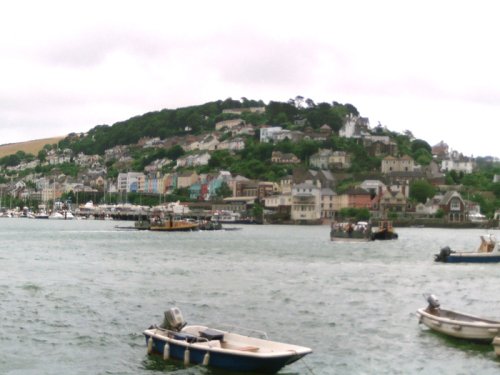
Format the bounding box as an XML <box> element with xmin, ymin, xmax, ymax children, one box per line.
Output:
<box><xmin>435</xmin><ymin>246</ymin><xmax>453</xmax><ymax>262</ymax></box>
<box><xmin>427</xmin><ymin>294</ymin><xmax>440</xmax><ymax>310</ymax></box>
<box><xmin>161</xmin><ymin>307</ymin><xmax>187</xmax><ymax>331</ymax></box>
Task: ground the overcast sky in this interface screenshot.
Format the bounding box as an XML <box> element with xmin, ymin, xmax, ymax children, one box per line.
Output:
<box><xmin>1</xmin><ymin>1</ymin><xmax>499</xmax><ymax>157</ymax></box>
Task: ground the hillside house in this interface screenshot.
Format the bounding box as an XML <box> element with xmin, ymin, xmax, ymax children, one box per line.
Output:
<box><xmin>231</xmin><ymin>124</ymin><xmax>255</xmax><ymax>137</ymax></box>
<box><xmin>439</xmin><ymin>190</ymin><xmax>466</xmax><ymax>222</ymax></box>
<box><xmin>217</xmin><ymin>137</ymin><xmax>245</xmax><ymax>151</ymax></box>
<box><xmin>162</xmin><ymin>173</ymin><xmax>177</xmax><ymax>194</ymax></box>
<box><xmin>415</xmin><ymin>198</ymin><xmax>441</xmax><ymax>217</ymax></box>
<box><xmin>372</xmin><ymin>190</ymin><xmax>411</xmax><ymax>218</ymax></box>
<box><xmin>177</xmin><ymin>171</ymin><xmax>198</xmax><ymax>189</ymax></box>
<box><xmin>198</xmin><ymin>134</ymin><xmax>220</xmax><ymax>151</ymax></box>
<box><xmin>104</xmin><ymin>145</ymin><xmax>129</xmax><ymax>162</ymax></box>
<box><xmin>271</xmin><ymin>151</ymin><xmax>300</xmax><ymax>164</ymax></box>
<box><xmin>329</xmin><ymin>151</ymin><xmax>351</xmax><ymax>169</ymax></box>
<box><xmin>117</xmin><ymin>172</ymin><xmax>145</xmax><ymax>192</ymax></box>
<box><xmin>47</xmin><ymin>149</ymin><xmax>73</xmax><ymax>165</ymax></box>
<box><xmin>339</xmin><ymin>114</ymin><xmax>370</xmax><ymax>138</ymax></box>
<box><xmin>234</xmin><ymin>179</ymin><xmax>258</xmax><ymax>197</ymax></box>
<box><xmin>309</xmin><ymin>149</ymin><xmax>351</xmax><ymax>170</ymax></box>
<box><xmin>257</xmin><ymin>181</ymin><xmax>279</xmax><ymax>201</ymax></box>
<box><xmin>227</xmin><ymin>175</ymin><xmax>250</xmax><ymax>196</ymax></box>
<box><xmin>441</xmin><ymin>151</ymin><xmax>475</xmax><ymax>174</ymax></box>
<box><xmin>309</xmin><ymin>149</ymin><xmax>332</xmax><ymax>169</ymax></box>
<box><xmin>189</xmin><ymin>182</ymin><xmax>207</xmax><ymax>200</ymax></box>
<box><xmin>222</xmin><ymin>107</ymin><xmax>265</xmax><ymax>115</ymax></box>
<box><xmin>359</xmin><ymin>180</ymin><xmax>387</xmax><ymax>199</ymax></box>
<box><xmin>175</xmin><ymin>152</ymin><xmax>210</xmax><ymax>168</ymax></box>
<box><xmin>381</xmin><ymin>155</ymin><xmax>415</xmax><ymax>174</ymax></box>
<box><xmin>259</xmin><ymin>126</ymin><xmax>282</xmax><ymax>143</ymax></box>
<box><xmin>215</xmin><ymin>119</ymin><xmax>244</xmax><ymax>131</ymax></box>
<box><xmin>139</xmin><ymin>137</ymin><xmax>162</xmax><ymax>148</ymax></box>
<box><xmin>75</xmin><ymin>153</ymin><xmax>101</xmax><ymax>168</ymax></box>
<box><xmin>363</xmin><ymin>136</ymin><xmax>398</xmax><ymax>157</ymax></box>
<box><xmin>341</xmin><ymin>187</ymin><xmax>372</xmax><ymax>210</ymax></box>
<box><xmin>321</xmin><ymin>187</ymin><xmax>336</xmax><ymax>219</ymax></box>
<box><xmin>290</xmin><ymin>181</ymin><xmax>322</xmax><ymax>223</ymax></box>
<box><xmin>432</xmin><ymin>141</ymin><xmax>449</xmax><ymax>158</ymax></box>
<box><xmin>264</xmin><ymin>193</ymin><xmax>292</xmax><ymax>210</ymax></box>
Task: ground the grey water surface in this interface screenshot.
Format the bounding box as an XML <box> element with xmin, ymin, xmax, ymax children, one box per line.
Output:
<box><xmin>1</xmin><ymin>219</ymin><xmax>500</xmax><ymax>374</ymax></box>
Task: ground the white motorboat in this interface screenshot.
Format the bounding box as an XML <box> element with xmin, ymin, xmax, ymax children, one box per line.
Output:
<box><xmin>143</xmin><ymin>307</ymin><xmax>312</xmax><ymax>373</ymax></box>
<box><xmin>49</xmin><ymin>210</ymin><xmax>74</xmax><ymax>220</ymax></box>
<box><xmin>417</xmin><ymin>295</ymin><xmax>500</xmax><ymax>341</ymax></box>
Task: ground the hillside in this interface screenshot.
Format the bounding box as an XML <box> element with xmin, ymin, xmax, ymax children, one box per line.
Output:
<box><xmin>0</xmin><ymin>136</ymin><xmax>65</xmax><ymax>158</ymax></box>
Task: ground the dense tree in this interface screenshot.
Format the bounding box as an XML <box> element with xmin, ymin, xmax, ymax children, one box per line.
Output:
<box><xmin>214</xmin><ymin>182</ymin><xmax>232</xmax><ymax>199</ymax></box>
<box><xmin>492</xmin><ymin>182</ymin><xmax>500</xmax><ymax>198</ymax></box>
<box><xmin>165</xmin><ymin>145</ymin><xmax>185</xmax><ymax>160</ymax></box>
<box><xmin>266</xmin><ymin>101</ymin><xmax>298</xmax><ymax>124</ymax></box>
<box><xmin>411</xmin><ymin>139</ymin><xmax>431</xmax><ymax>153</ymax></box>
<box><xmin>409</xmin><ymin>179</ymin><xmax>436</xmax><ymax>203</ymax></box>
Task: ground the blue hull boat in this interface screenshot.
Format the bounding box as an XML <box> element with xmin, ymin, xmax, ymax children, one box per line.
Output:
<box><xmin>436</xmin><ymin>253</ymin><xmax>500</xmax><ymax>263</ymax></box>
<box><xmin>144</xmin><ymin>308</ymin><xmax>312</xmax><ymax>373</ymax></box>
<box><xmin>435</xmin><ymin>235</ymin><xmax>500</xmax><ymax>263</ymax></box>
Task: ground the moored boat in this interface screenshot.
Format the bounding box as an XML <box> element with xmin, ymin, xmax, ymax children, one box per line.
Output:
<box><xmin>434</xmin><ymin>234</ymin><xmax>500</xmax><ymax>263</ymax></box>
<box><xmin>49</xmin><ymin>210</ymin><xmax>75</xmax><ymax>220</ymax></box>
<box><xmin>143</xmin><ymin>307</ymin><xmax>312</xmax><ymax>373</ymax></box>
<box><xmin>149</xmin><ymin>216</ymin><xmax>199</xmax><ymax>232</ymax></box>
<box><xmin>370</xmin><ymin>220</ymin><xmax>398</xmax><ymax>240</ymax></box>
<box><xmin>330</xmin><ymin>221</ymin><xmax>373</xmax><ymax>242</ymax></box>
<box><xmin>134</xmin><ymin>218</ymin><xmax>151</xmax><ymax>230</ymax></box>
<box><xmin>416</xmin><ymin>294</ymin><xmax>500</xmax><ymax>342</ymax></box>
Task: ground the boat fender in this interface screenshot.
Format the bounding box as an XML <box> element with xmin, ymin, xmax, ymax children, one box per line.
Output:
<box><xmin>163</xmin><ymin>343</ymin><xmax>170</xmax><ymax>360</ymax></box>
<box><xmin>203</xmin><ymin>352</ymin><xmax>210</xmax><ymax>366</ymax></box>
<box><xmin>147</xmin><ymin>336</ymin><xmax>154</xmax><ymax>354</ymax></box>
<box><xmin>184</xmin><ymin>348</ymin><xmax>190</xmax><ymax>365</ymax></box>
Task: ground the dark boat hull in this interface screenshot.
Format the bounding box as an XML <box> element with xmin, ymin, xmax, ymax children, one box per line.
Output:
<box><xmin>144</xmin><ymin>333</ymin><xmax>307</xmax><ymax>374</ymax></box>
<box><xmin>436</xmin><ymin>253</ymin><xmax>500</xmax><ymax>263</ymax></box>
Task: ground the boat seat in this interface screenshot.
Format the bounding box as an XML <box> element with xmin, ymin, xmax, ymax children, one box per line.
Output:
<box><xmin>200</xmin><ymin>328</ymin><xmax>224</xmax><ymax>341</ymax></box>
<box><xmin>173</xmin><ymin>332</ymin><xmax>198</xmax><ymax>343</ymax></box>
<box><xmin>236</xmin><ymin>346</ymin><xmax>259</xmax><ymax>352</ymax></box>
<box><xmin>222</xmin><ymin>342</ymin><xmax>260</xmax><ymax>352</ymax></box>
<box><xmin>198</xmin><ymin>340</ymin><xmax>222</xmax><ymax>348</ymax></box>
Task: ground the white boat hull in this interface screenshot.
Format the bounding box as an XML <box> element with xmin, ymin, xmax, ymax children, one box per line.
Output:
<box><xmin>417</xmin><ymin>308</ymin><xmax>500</xmax><ymax>341</ymax></box>
<box><xmin>143</xmin><ymin>324</ymin><xmax>311</xmax><ymax>373</ymax></box>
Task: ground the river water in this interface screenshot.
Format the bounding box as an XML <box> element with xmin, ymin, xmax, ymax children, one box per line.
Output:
<box><xmin>1</xmin><ymin>219</ymin><xmax>499</xmax><ymax>375</ymax></box>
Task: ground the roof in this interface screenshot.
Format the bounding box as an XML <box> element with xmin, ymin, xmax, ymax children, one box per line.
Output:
<box><xmin>439</xmin><ymin>190</ymin><xmax>463</xmax><ymax>205</ymax></box>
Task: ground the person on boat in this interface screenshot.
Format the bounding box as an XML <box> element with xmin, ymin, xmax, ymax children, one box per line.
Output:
<box><xmin>347</xmin><ymin>222</ymin><xmax>354</xmax><ymax>237</ymax></box>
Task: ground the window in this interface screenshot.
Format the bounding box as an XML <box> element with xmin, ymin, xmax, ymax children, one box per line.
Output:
<box><xmin>450</xmin><ymin>199</ymin><xmax>461</xmax><ymax>211</ymax></box>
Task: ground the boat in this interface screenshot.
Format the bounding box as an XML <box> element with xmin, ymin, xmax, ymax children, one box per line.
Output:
<box><xmin>134</xmin><ymin>218</ymin><xmax>151</xmax><ymax>230</ymax></box>
<box><xmin>34</xmin><ymin>210</ymin><xmax>49</xmax><ymax>219</ymax></box>
<box><xmin>370</xmin><ymin>220</ymin><xmax>398</xmax><ymax>240</ymax></box>
<box><xmin>149</xmin><ymin>216</ymin><xmax>199</xmax><ymax>232</ymax></box>
<box><xmin>197</xmin><ymin>220</ymin><xmax>223</xmax><ymax>231</ymax></box>
<box><xmin>48</xmin><ymin>210</ymin><xmax>75</xmax><ymax>220</ymax></box>
<box><xmin>211</xmin><ymin>210</ymin><xmax>240</xmax><ymax>223</ymax></box>
<box><xmin>330</xmin><ymin>221</ymin><xmax>373</xmax><ymax>242</ymax></box>
<box><xmin>434</xmin><ymin>234</ymin><xmax>500</xmax><ymax>263</ymax></box>
<box><xmin>143</xmin><ymin>307</ymin><xmax>312</xmax><ymax>373</ymax></box>
<box><xmin>416</xmin><ymin>294</ymin><xmax>500</xmax><ymax>342</ymax></box>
